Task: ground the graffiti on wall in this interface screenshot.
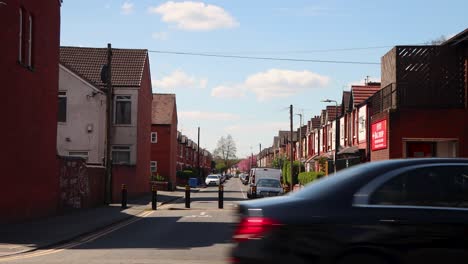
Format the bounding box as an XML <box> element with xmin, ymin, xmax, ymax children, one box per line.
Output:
<box><xmin>59</xmin><ymin>157</ymin><xmax>90</xmax><ymax>210</ymax></box>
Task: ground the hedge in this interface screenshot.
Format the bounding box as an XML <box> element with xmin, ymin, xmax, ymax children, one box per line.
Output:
<box><xmin>298</xmin><ymin>171</ymin><xmax>325</xmax><ymax>186</ymax></box>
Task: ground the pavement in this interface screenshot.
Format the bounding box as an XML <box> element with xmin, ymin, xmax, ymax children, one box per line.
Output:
<box><xmin>0</xmin><ymin>186</ymin><xmax>199</xmax><ymax>258</ymax></box>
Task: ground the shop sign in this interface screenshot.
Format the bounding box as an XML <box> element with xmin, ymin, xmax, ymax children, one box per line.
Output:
<box><xmin>371</xmin><ymin>119</ymin><xmax>387</xmax><ymax>151</ymax></box>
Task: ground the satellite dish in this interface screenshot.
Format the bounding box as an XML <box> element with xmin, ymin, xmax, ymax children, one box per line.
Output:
<box><xmin>100</xmin><ymin>64</ymin><xmax>108</xmax><ymax>84</ymax></box>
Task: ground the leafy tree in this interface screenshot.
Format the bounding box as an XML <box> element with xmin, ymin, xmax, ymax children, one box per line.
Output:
<box><xmin>213</xmin><ymin>134</ymin><xmax>237</xmax><ymax>168</ymax></box>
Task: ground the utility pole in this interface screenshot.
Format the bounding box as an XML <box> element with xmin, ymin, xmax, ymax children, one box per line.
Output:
<box><xmin>296</xmin><ymin>113</ymin><xmax>303</xmax><ymax>174</ymax></box>
<box><xmin>197</xmin><ymin>127</ymin><xmax>201</xmax><ymax>179</ymax></box>
<box><xmin>289</xmin><ymin>105</ymin><xmax>294</xmax><ymax>190</ymax></box>
<box><xmin>105</xmin><ymin>43</ymin><xmax>113</xmax><ymax>204</ymax></box>
<box><xmin>259</xmin><ymin>143</ymin><xmax>262</xmax><ymax>167</ymax></box>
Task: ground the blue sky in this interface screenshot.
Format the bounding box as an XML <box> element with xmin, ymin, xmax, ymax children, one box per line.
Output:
<box><xmin>60</xmin><ymin>0</ymin><xmax>467</xmax><ymax>158</ymax></box>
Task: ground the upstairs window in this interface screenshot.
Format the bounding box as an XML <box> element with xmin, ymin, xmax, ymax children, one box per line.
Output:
<box><xmin>58</xmin><ymin>91</ymin><xmax>67</xmax><ymax>122</ymax></box>
<box><xmin>151</xmin><ymin>132</ymin><xmax>158</xmax><ymax>143</ymax></box>
<box><xmin>114</xmin><ymin>95</ymin><xmax>131</xmax><ymax>125</ymax></box>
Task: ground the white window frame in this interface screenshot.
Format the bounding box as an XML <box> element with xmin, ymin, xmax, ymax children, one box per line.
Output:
<box><xmin>151</xmin><ymin>132</ymin><xmax>158</xmax><ymax>143</ymax></box>
<box><xmin>68</xmin><ymin>151</ymin><xmax>89</xmax><ymax>162</ymax></box>
<box><xmin>27</xmin><ymin>14</ymin><xmax>32</xmax><ymax>67</ymax></box>
<box><xmin>111</xmin><ymin>145</ymin><xmax>131</xmax><ymax>164</ymax></box>
<box><xmin>114</xmin><ymin>95</ymin><xmax>132</xmax><ymax>125</ymax></box>
<box><xmin>150</xmin><ymin>161</ymin><xmax>157</xmax><ymax>172</ymax></box>
<box><xmin>18</xmin><ymin>8</ymin><xmax>22</xmax><ymax>62</ymax></box>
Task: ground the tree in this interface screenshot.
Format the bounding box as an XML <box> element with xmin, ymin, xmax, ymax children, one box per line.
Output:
<box><xmin>213</xmin><ymin>134</ymin><xmax>237</xmax><ymax>168</ymax></box>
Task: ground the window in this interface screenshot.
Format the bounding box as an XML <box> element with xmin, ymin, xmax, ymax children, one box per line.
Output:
<box><xmin>150</xmin><ymin>161</ymin><xmax>157</xmax><ymax>172</ymax></box>
<box><xmin>18</xmin><ymin>8</ymin><xmax>22</xmax><ymax>62</ymax></box>
<box><xmin>27</xmin><ymin>15</ymin><xmax>33</xmax><ymax>67</ymax></box>
<box><xmin>58</xmin><ymin>91</ymin><xmax>67</xmax><ymax>122</ymax></box>
<box><xmin>112</xmin><ymin>145</ymin><xmax>131</xmax><ymax>164</ymax></box>
<box><xmin>370</xmin><ymin>165</ymin><xmax>468</xmax><ymax>208</ymax></box>
<box><xmin>114</xmin><ymin>95</ymin><xmax>131</xmax><ymax>124</ymax></box>
<box><xmin>151</xmin><ymin>132</ymin><xmax>158</xmax><ymax>143</ymax></box>
<box><xmin>69</xmin><ymin>151</ymin><xmax>89</xmax><ymax>162</ymax></box>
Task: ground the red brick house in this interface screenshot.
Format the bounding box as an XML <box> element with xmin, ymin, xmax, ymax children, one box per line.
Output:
<box><xmin>60</xmin><ymin>47</ymin><xmax>153</xmax><ymax>202</ymax></box>
<box><xmin>369</xmin><ymin>29</ymin><xmax>468</xmax><ymax>160</ymax></box>
<box><xmin>151</xmin><ymin>94</ymin><xmax>178</xmax><ymax>189</ymax></box>
<box><xmin>1</xmin><ymin>0</ymin><xmax>61</xmax><ymax>222</ymax></box>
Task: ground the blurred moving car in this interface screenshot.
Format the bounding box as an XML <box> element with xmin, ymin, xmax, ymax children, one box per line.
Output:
<box><xmin>231</xmin><ymin>158</ymin><xmax>468</xmax><ymax>264</ymax></box>
<box><xmin>247</xmin><ymin>178</ymin><xmax>283</xmax><ymax>198</ymax></box>
<box><xmin>204</xmin><ymin>174</ymin><xmax>221</xmax><ymax>186</ymax></box>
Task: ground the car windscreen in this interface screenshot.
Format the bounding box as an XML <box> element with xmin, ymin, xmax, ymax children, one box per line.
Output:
<box><xmin>256</xmin><ymin>179</ymin><xmax>281</xmax><ymax>188</ymax></box>
<box><xmin>207</xmin><ymin>175</ymin><xmax>218</xmax><ymax>179</ymax></box>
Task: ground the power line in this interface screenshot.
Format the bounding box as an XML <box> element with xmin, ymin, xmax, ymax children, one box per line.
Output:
<box><xmin>148</xmin><ymin>50</ymin><xmax>380</xmax><ymax>65</ymax></box>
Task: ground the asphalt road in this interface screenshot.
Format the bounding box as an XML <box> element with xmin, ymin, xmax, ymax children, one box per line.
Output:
<box><xmin>1</xmin><ymin>177</ymin><xmax>250</xmax><ymax>264</ymax></box>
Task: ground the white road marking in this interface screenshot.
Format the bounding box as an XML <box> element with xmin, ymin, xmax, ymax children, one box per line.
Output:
<box><xmin>238</xmin><ymin>179</ymin><xmax>247</xmax><ymax>199</ymax></box>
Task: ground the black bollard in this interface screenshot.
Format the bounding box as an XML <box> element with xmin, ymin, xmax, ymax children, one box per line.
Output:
<box><xmin>185</xmin><ymin>185</ymin><xmax>190</xmax><ymax>208</ymax></box>
<box><xmin>218</xmin><ymin>184</ymin><xmax>224</xmax><ymax>209</ymax></box>
<box><xmin>151</xmin><ymin>185</ymin><xmax>157</xmax><ymax>210</ymax></box>
<box><xmin>121</xmin><ymin>184</ymin><xmax>127</xmax><ymax>209</ymax></box>
<box><xmin>252</xmin><ymin>185</ymin><xmax>257</xmax><ymax>199</ymax></box>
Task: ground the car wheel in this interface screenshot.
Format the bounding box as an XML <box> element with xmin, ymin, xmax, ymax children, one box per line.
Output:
<box><xmin>336</xmin><ymin>253</ymin><xmax>390</xmax><ymax>264</ymax></box>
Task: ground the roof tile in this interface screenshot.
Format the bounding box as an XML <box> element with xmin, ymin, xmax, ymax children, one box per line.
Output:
<box><xmin>152</xmin><ymin>94</ymin><xmax>177</xmax><ymax>125</ymax></box>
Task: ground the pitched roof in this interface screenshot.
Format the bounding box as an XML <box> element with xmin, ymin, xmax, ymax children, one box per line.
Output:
<box><xmin>311</xmin><ymin>116</ymin><xmax>321</xmax><ymax>129</ymax></box>
<box><xmin>60</xmin><ymin>46</ymin><xmax>148</xmax><ymax>88</ymax></box>
<box><xmin>152</xmin><ymin>94</ymin><xmax>177</xmax><ymax>125</ymax></box>
<box><xmin>342</xmin><ymin>91</ymin><xmax>351</xmax><ymax>113</ymax></box>
<box><xmin>326</xmin><ymin>105</ymin><xmax>342</xmax><ymax>121</ymax></box>
<box><xmin>351</xmin><ymin>84</ymin><xmax>381</xmax><ymax>106</ymax></box>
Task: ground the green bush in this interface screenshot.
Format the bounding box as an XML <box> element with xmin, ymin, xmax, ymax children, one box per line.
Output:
<box><xmin>176</xmin><ymin>170</ymin><xmax>196</xmax><ymax>179</ymax></box>
<box><xmin>282</xmin><ymin>160</ymin><xmax>305</xmax><ymax>185</ymax></box>
<box><xmin>298</xmin><ymin>171</ymin><xmax>325</xmax><ymax>185</ymax></box>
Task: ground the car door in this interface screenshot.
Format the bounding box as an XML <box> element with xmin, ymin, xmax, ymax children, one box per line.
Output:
<box><xmin>354</xmin><ymin>163</ymin><xmax>468</xmax><ymax>264</ymax></box>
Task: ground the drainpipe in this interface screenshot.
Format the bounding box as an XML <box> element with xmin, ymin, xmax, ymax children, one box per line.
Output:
<box><xmin>105</xmin><ymin>43</ymin><xmax>113</xmax><ymax>204</ymax></box>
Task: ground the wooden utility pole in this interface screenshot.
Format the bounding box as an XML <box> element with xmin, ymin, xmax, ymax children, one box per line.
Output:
<box><xmin>105</xmin><ymin>43</ymin><xmax>113</xmax><ymax>204</ymax></box>
<box><xmin>289</xmin><ymin>105</ymin><xmax>294</xmax><ymax>190</ymax></box>
<box><xmin>197</xmin><ymin>127</ymin><xmax>201</xmax><ymax>179</ymax></box>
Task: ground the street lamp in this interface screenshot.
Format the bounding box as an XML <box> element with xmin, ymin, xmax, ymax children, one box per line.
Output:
<box><xmin>321</xmin><ymin>99</ymin><xmax>338</xmax><ymax>174</ymax></box>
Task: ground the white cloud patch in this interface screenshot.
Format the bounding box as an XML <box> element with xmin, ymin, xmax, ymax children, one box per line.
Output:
<box><xmin>152</xmin><ymin>31</ymin><xmax>168</xmax><ymax>41</ymax></box>
<box><xmin>212</xmin><ymin>69</ymin><xmax>329</xmax><ymax>101</ymax></box>
<box><xmin>211</xmin><ymin>85</ymin><xmax>245</xmax><ymax>99</ymax></box>
<box><xmin>153</xmin><ymin>70</ymin><xmax>207</xmax><ymax>91</ymax></box>
<box><xmin>148</xmin><ymin>1</ymin><xmax>239</xmax><ymax>31</ymax></box>
<box><xmin>121</xmin><ymin>2</ymin><xmax>134</xmax><ymax>15</ymax></box>
<box><xmin>179</xmin><ymin>111</ymin><xmax>240</xmax><ymax>121</ymax></box>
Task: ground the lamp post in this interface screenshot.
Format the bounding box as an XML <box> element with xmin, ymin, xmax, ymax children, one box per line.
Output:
<box><xmin>321</xmin><ymin>99</ymin><xmax>338</xmax><ymax>174</ymax></box>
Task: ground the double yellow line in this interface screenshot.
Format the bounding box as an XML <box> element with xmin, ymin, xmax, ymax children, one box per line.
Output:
<box><xmin>0</xmin><ymin>210</ymin><xmax>154</xmax><ymax>262</ymax></box>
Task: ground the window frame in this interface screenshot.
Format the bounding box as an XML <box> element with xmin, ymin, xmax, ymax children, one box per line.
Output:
<box><xmin>151</xmin><ymin>132</ymin><xmax>158</xmax><ymax>143</ymax></box>
<box><xmin>58</xmin><ymin>91</ymin><xmax>67</xmax><ymax>123</ymax></box>
<box><xmin>150</xmin><ymin>161</ymin><xmax>157</xmax><ymax>172</ymax></box>
<box><xmin>114</xmin><ymin>95</ymin><xmax>132</xmax><ymax>125</ymax></box>
<box><xmin>111</xmin><ymin>145</ymin><xmax>131</xmax><ymax>164</ymax></box>
<box><xmin>353</xmin><ymin>163</ymin><xmax>468</xmax><ymax>211</ymax></box>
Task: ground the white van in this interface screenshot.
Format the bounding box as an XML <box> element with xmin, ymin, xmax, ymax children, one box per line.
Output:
<box><xmin>247</xmin><ymin>168</ymin><xmax>282</xmax><ymax>198</ymax></box>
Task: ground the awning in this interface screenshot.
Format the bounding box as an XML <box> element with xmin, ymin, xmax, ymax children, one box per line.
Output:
<box><xmin>337</xmin><ymin>146</ymin><xmax>360</xmax><ymax>155</ymax></box>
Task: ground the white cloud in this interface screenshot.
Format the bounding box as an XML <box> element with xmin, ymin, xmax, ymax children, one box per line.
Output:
<box><xmin>212</xmin><ymin>69</ymin><xmax>329</xmax><ymax>101</ymax></box>
<box><xmin>211</xmin><ymin>85</ymin><xmax>245</xmax><ymax>99</ymax></box>
<box><xmin>153</xmin><ymin>70</ymin><xmax>207</xmax><ymax>91</ymax></box>
<box><xmin>152</xmin><ymin>32</ymin><xmax>168</xmax><ymax>41</ymax></box>
<box><xmin>148</xmin><ymin>1</ymin><xmax>239</xmax><ymax>31</ymax></box>
<box><xmin>121</xmin><ymin>2</ymin><xmax>134</xmax><ymax>15</ymax></box>
<box><xmin>179</xmin><ymin>111</ymin><xmax>240</xmax><ymax>121</ymax></box>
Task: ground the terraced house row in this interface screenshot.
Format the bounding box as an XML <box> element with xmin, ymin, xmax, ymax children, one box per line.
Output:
<box><xmin>258</xmin><ymin>28</ymin><xmax>468</xmax><ymax>175</ymax></box>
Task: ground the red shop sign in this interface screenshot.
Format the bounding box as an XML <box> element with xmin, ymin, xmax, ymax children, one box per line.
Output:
<box><xmin>371</xmin><ymin>119</ymin><xmax>387</xmax><ymax>151</ymax></box>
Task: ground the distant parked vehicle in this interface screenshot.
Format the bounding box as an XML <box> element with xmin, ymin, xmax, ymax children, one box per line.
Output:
<box><xmin>205</xmin><ymin>174</ymin><xmax>220</xmax><ymax>186</ymax></box>
<box><xmin>247</xmin><ymin>178</ymin><xmax>283</xmax><ymax>198</ymax></box>
<box><xmin>248</xmin><ymin>168</ymin><xmax>282</xmax><ymax>196</ymax></box>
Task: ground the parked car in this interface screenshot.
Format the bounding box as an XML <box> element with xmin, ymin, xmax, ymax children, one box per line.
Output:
<box><xmin>220</xmin><ymin>174</ymin><xmax>226</xmax><ymax>183</ymax></box>
<box><xmin>248</xmin><ymin>167</ymin><xmax>282</xmax><ymax>196</ymax></box>
<box><xmin>204</xmin><ymin>174</ymin><xmax>220</xmax><ymax>186</ymax></box>
<box><xmin>240</xmin><ymin>173</ymin><xmax>249</xmax><ymax>185</ymax></box>
<box><xmin>231</xmin><ymin>158</ymin><xmax>468</xmax><ymax>264</ymax></box>
<box><xmin>247</xmin><ymin>178</ymin><xmax>283</xmax><ymax>199</ymax></box>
